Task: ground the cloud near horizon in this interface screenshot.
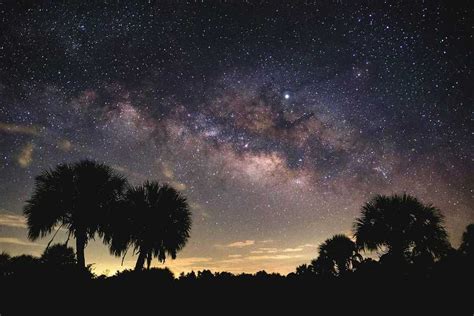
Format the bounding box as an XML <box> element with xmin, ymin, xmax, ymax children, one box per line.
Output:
<box><xmin>0</xmin><ymin>212</ymin><xmax>27</xmax><ymax>228</ymax></box>
<box><xmin>0</xmin><ymin>237</ymin><xmax>41</xmax><ymax>247</ymax></box>
<box><xmin>247</xmin><ymin>254</ymin><xmax>304</xmax><ymax>261</ymax></box>
<box><xmin>221</xmin><ymin>240</ymin><xmax>255</xmax><ymax>248</ymax></box>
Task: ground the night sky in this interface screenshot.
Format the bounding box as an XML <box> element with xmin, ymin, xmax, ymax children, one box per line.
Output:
<box><xmin>0</xmin><ymin>1</ymin><xmax>472</xmax><ymax>275</ymax></box>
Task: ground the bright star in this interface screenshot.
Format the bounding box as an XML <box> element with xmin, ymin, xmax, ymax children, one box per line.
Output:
<box><xmin>284</xmin><ymin>93</ymin><xmax>290</xmax><ymax>99</ymax></box>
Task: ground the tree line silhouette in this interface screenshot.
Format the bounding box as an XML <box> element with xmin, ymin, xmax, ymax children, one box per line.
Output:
<box><xmin>0</xmin><ymin>160</ymin><xmax>472</xmax><ymax>313</ymax></box>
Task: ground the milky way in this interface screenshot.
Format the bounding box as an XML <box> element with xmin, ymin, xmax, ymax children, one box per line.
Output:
<box><xmin>0</xmin><ymin>2</ymin><xmax>472</xmax><ymax>274</ymax></box>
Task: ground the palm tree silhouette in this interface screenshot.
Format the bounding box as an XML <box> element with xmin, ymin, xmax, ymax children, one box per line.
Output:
<box><xmin>353</xmin><ymin>193</ymin><xmax>450</xmax><ymax>264</ymax></box>
<box><xmin>106</xmin><ymin>181</ymin><xmax>192</xmax><ymax>271</ymax></box>
<box><xmin>316</xmin><ymin>234</ymin><xmax>361</xmax><ymax>276</ymax></box>
<box><xmin>24</xmin><ymin>160</ymin><xmax>127</xmax><ymax>268</ymax></box>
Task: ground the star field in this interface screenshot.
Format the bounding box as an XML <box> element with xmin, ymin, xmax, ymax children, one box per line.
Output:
<box><xmin>0</xmin><ymin>1</ymin><xmax>472</xmax><ymax>274</ymax></box>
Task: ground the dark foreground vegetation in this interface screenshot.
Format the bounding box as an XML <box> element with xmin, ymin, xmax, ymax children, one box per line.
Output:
<box><xmin>0</xmin><ymin>245</ymin><xmax>472</xmax><ymax>314</ymax></box>
<box><xmin>1</xmin><ymin>160</ymin><xmax>472</xmax><ymax>314</ymax></box>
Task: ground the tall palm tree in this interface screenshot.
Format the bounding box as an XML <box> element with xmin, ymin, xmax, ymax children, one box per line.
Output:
<box><xmin>353</xmin><ymin>193</ymin><xmax>450</xmax><ymax>263</ymax></box>
<box><xmin>316</xmin><ymin>234</ymin><xmax>361</xmax><ymax>276</ymax></box>
<box><xmin>105</xmin><ymin>181</ymin><xmax>192</xmax><ymax>271</ymax></box>
<box><xmin>24</xmin><ymin>160</ymin><xmax>127</xmax><ymax>268</ymax></box>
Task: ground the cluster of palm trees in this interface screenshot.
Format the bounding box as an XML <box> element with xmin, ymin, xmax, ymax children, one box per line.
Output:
<box><xmin>21</xmin><ymin>160</ymin><xmax>472</xmax><ymax>277</ymax></box>
<box><xmin>23</xmin><ymin>160</ymin><xmax>192</xmax><ymax>271</ymax></box>
<box><xmin>297</xmin><ymin>194</ymin><xmax>467</xmax><ymax>277</ymax></box>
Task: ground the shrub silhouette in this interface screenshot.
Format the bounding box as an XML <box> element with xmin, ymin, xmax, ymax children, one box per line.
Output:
<box><xmin>0</xmin><ymin>252</ymin><xmax>11</xmax><ymax>278</ymax></box>
<box><xmin>459</xmin><ymin>223</ymin><xmax>474</xmax><ymax>260</ymax></box>
<box><xmin>41</xmin><ymin>243</ymin><xmax>77</xmax><ymax>267</ymax></box>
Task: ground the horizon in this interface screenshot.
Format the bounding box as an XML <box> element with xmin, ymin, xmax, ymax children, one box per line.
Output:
<box><xmin>0</xmin><ymin>1</ymin><xmax>472</xmax><ymax>276</ymax></box>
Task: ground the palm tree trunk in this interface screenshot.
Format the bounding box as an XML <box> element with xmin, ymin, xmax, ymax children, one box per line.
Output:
<box><xmin>76</xmin><ymin>233</ymin><xmax>86</xmax><ymax>269</ymax></box>
<box><xmin>134</xmin><ymin>251</ymin><xmax>146</xmax><ymax>271</ymax></box>
<box><xmin>146</xmin><ymin>253</ymin><xmax>152</xmax><ymax>270</ymax></box>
